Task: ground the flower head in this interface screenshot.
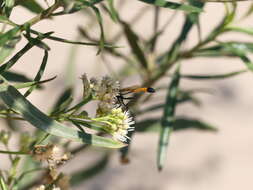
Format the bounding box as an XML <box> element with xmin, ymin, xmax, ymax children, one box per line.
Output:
<box><xmin>93</xmin><ymin>108</ymin><xmax>135</xmax><ymax>142</ymax></box>
<box><xmin>80</xmin><ymin>74</ymin><xmax>135</xmax><ymax>141</ymax></box>
<box><xmin>34</xmin><ymin>185</ymin><xmax>46</xmax><ymax>190</ymax></box>
<box><xmin>31</xmin><ymin>144</ymin><xmax>70</xmax><ymax>169</ymax></box>
<box><xmin>89</xmin><ymin>76</ymin><xmax>120</xmax><ymax>115</ymax></box>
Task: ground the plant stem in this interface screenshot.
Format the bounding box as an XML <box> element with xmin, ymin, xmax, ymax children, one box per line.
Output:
<box><xmin>26</xmin><ymin>1</ymin><xmax>61</xmax><ymax>26</ymax></box>
<box><xmin>0</xmin><ymin>150</ymin><xmax>28</xmax><ymax>155</ymax></box>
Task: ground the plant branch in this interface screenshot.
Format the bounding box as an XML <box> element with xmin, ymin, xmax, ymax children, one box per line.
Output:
<box><xmin>25</xmin><ymin>0</ymin><xmax>62</xmax><ymax>27</ymax></box>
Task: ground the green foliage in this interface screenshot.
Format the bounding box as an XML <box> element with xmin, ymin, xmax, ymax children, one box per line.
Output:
<box><xmin>158</xmin><ymin>65</ymin><xmax>181</xmax><ymax>171</ymax></box>
<box><xmin>0</xmin><ymin>0</ymin><xmax>252</xmax><ymax>189</ymax></box>
<box><xmin>138</xmin><ymin>0</ymin><xmax>203</xmax><ymax>12</ymax></box>
<box><xmin>0</xmin><ymin>75</ymin><xmax>125</xmax><ymax>148</ymax></box>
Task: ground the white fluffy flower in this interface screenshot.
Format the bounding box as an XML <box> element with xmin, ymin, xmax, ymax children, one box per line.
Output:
<box><xmin>93</xmin><ymin>108</ymin><xmax>135</xmax><ymax>142</ymax></box>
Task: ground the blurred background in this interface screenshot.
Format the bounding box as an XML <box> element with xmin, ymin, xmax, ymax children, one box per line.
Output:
<box><xmin>1</xmin><ymin>0</ymin><xmax>253</xmax><ymax>189</ymax></box>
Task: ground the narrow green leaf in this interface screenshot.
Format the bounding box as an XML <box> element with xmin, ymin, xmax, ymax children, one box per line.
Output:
<box><xmin>18</xmin><ymin>0</ymin><xmax>44</xmax><ymax>14</ymax></box>
<box><xmin>8</xmin><ymin>156</ymin><xmax>21</xmax><ymax>182</ymax></box>
<box><xmin>194</xmin><ymin>41</ymin><xmax>253</xmax><ymax>57</ymax></box>
<box><xmin>0</xmin><ymin>32</ymin><xmax>50</xmax><ymax>74</ymax></box>
<box><xmin>224</xmin><ymin>3</ymin><xmax>237</xmax><ymax>25</ymax></box>
<box><xmin>180</xmin><ymin>69</ymin><xmax>247</xmax><ymax>80</ymax></box>
<box><xmin>2</xmin><ymin>71</ymin><xmax>32</xmax><ymax>83</ymax></box>
<box><xmin>202</xmin><ymin>0</ymin><xmax>251</xmax><ymax>1</ymax></box>
<box><xmin>51</xmin><ymin>88</ymin><xmax>73</xmax><ymax>115</ymax></box>
<box><xmin>0</xmin><ymin>35</ymin><xmax>21</xmax><ymax>64</ymax></box>
<box><xmin>74</xmin><ymin>1</ymin><xmax>106</xmax><ymax>53</ymax></box>
<box><xmin>159</xmin><ymin>0</ymin><xmax>204</xmax><ymax>65</ymax></box>
<box><xmin>4</xmin><ymin>116</ymin><xmax>19</xmax><ymax>131</ymax></box>
<box><xmin>14</xmin><ymin>168</ymin><xmax>44</xmax><ymax>190</ymax></box>
<box><xmin>158</xmin><ymin>65</ymin><xmax>180</xmax><ymax>171</ymax></box>
<box><xmin>201</xmin><ymin>4</ymin><xmax>236</xmax><ymax>44</ymax></box>
<box><xmin>0</xmin><ymin>150</ymin><xmax>27</xmax><ymax>155</ymax></box>
<box><xmin>90</xmin><ymin>5</ymin><xmax>105</xmax><ymax>53</ymax></box>
<box><xmin>0</xmin><ymin>26</ymin><xmax>21</xmax><ymax>47</ymax></box>
<box><xmin>106</xmin><ymin>0</ymin><xmax>119</xmax><ymax>22</ymax></box>
<box><xmin>239</xmin><ymin>55</ymin><xmax>253</xmax><ymax>72</ymax></box>
<box><xmin>69</xmin><ymin>119</ymin><xmax>107</xmax><ymax>133</ymax></box>
<box><xmin>0</xmin><ymin>176</ymin><xmax>8</xmax><ymax>190</ymax></box>
<box><xmin>225</xmin><ymin>26</ymin><xmax>253</xmax><ymax>36</ymax></box>
<box><xmin>0</xmin><ymin>77</ymin><xmax>125</xmax><ymax>148</ymax></box>
<box><xmin>3</xmin><ymin>0</ymin><xmax>15</xmax><ymax>17</ymax></box>
<box><xmin>146</xmin><ymin>29</ymin><xmax>163</xmax><ymax>52</ymax></box>
<box><xmin>242</xmin><ymin>2</ymin><xmax>253</xmax><ymax>18</ymax></box>
<box><xmin>121</xmin><ymin>21</ymin><xmax>148</xmax><ymax>70</ymax></box>
<box><xmin>196</xmin><ymin>41</ymin><xmax>253</xmax><ymax>72</ymax></box>
<box><xmin>230</xmin><ymin>42</ymin><xmax>253</xmax><ymax>53</ymax></box>
<box><xmin>119</xmin><ymin>130</ymin><xmax>133</xmax><ymax>164</ymax></box>
<box><xmin>135</xmin><ymin>117</ymin><xmax>217</xmax><ymax>132</ymax></box>
<box><xmin>138</xmin><ymin>0</ymin><xmax>202</xmax><ymax>12</ymax></box>
<box><xmin>17</xmin><ymin>156</ymin><xmax>40</xmax><ymax>189</ymax></box>
<box><xmin>70</xmin><ymin>154</ymin><xmax>109</xmax><ymax>186</ymax></box>
<box><xmin>30</xmin><ymin>29</ymin><xmax>112</xmax><ymax>47</ymax></box>
<box><xmin>24</xmin><ymin>34</ymin><xmax>50</xmax><ymax>51</ymax></box>
<box><xmin>220</xmin><ymin>42</ymin><xmax>253</xmax><ymax>71</ymax></box>
<box><xmin>13</xmin><ymin>76</ymin><xmax>56</xmax><ymax>89</ymax></box>
<box><xmin>193</xmin><ymin>44</ymin><xmax>233</xmax><ymax>57</ymax></box>
<box><xmin>90</xmin><ymin>0</ymin><xmax>104</xmax><ymax>4</ymax></box>
<box><xmin>0</xmin><ymin>15</ymin><xmax>16</xmax><ymax>25</ymax></box>
<box><xmin>64</xmin><ymin>94</ymin><xmax>92</xmax><ymax>113</ymax></box>
<box><xmin>24</xmin><ymin>50</ymin><xmax>48</xmax><ymax>97</ymax></box>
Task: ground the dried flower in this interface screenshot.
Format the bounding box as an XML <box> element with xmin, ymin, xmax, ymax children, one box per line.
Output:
<box><xmin>57</xmin><ymin>174</ymin><xmax>70</xmax><ymax>190</ymax></box>
<box><xmin>34</xmin><ymin>185</ymin><xmax>46</xmax><ymax>190</ymax></box>
<box><xmin>34</xmin><ymin>170</ymin><xmax>69</xmax><ymax>190</ymax></box>
<box><xmin>31</xmin><ymin>144</ymin><xmax>70</xmax><ymax>169</ymax></box>
<box><xmin>34</xmin><ymin>185</ymin><xmax>61</xmax><ymax>190</ymax></box>
<box><xmin>93</xmin><ymin>108</ymin><xmax>135</xmax><ymax>142</ymax></box>
<box><xmin>89</xmin><ymin>76</ymin><xmax>120</xmax><ymax>115</ymax></box>
<box><xmin>32</xmin><ymin>144</ymin><xmax>55</xmax><ymax>162</ymax></box>
<box><xmin>81</xmin><ymin>73</ymin><xmax>91</xmax><ymax>100</ymax></box>
<box><xmin>81</xmin><ymin>74</ymin><xmax>121</xmax><ymax>115</ymax></box>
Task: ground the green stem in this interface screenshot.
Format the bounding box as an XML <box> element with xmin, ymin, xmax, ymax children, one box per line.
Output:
<box><xmin>131</xmin><ymin>28</ymin><xmax>223</xmax><ymax>107</ymax></box>
<box><xmin>64</xmin><ymin>95</ymin><xmax>92</xmax><ymax>113</ymax></box>
<box><xmin>26</xmin><ymin>0</ymin><xmax>61</xmax><ymax>26</ymax></box>
<box><xmin>0</xmin><ymin>176</ymin><xmax>9</xmax><ymax>190</ymax></box>
<box><xmin>0</xmin><ymin>150</ymin><xmax>28</xmax><ymax>155</ymax></box>
<box><xmin>0</xmin><ymin>114</ymin><xmax>24</xmax><ymax>120</ymax></box>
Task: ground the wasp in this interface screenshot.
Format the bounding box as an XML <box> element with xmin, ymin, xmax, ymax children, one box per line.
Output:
<box><xmin>116</xmin><ymin>85</ymin><xmax>155</xmax><ymax>109</ymax></box>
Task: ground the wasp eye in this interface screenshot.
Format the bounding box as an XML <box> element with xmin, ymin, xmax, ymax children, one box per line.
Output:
<box><xmin>147</xmin><ymin>87</ymin><xmax>155</xmax><ymax>93</ymax></box>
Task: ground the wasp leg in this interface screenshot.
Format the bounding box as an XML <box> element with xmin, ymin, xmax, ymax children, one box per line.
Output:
<box><xmin>120</xmin><ymin>91</ymin><xmax>132</xmax><ymax>96</ymax></box>
<box><xmin>116</xmin><ymin>96</ymin><xmax>127</xmax><ymax>108</ymax></box>
<box><xmin>122</xmin><ymin>96</ymin><xmax>134</xmax><ymax>100</ymax></box>
<box><xmin>116</xmin><ymin>96</ymin><xmax>131</xmax><ymax>112</ymax></box>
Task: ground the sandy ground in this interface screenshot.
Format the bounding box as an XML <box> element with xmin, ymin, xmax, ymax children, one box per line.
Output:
<box><xmin>1</xmin><ymin>1</ymin><xmax>253</xmax><ymax>190</ymax></box>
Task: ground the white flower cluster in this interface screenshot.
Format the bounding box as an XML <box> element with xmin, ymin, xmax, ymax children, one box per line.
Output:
<box><xmin>93</xmin><ymin>108</ymin><xmax>135</xmax><ymax>142</ymax></box>
<box><xmin>81</xmin><ymin>74</ymin><xmax>135</xmax><ymax>142</ymax></box>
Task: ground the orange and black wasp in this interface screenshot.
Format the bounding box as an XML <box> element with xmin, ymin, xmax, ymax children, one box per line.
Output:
<box><xmin>116</xmin><ymin>85</ymin><xmax>155</xmax><ymax>109</ymax></box>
